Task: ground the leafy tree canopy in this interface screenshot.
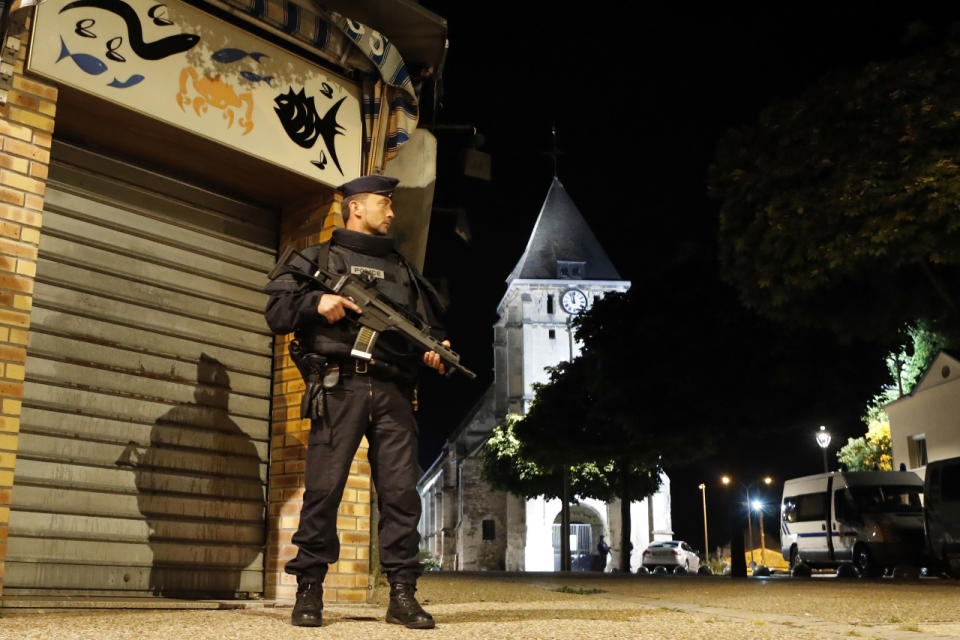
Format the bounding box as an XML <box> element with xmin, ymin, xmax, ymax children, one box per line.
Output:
<box><xmin>710</xmin><ymin>36</ymin><xmax>960</xmax><ymax>343</ymax></box>
<box><xmin>480</xmin><ymin>414</ymin><xmax>661</xmax><ymax>501</ymax></box>
<box><xmin>864</xmin><ymin>319</ymin><xmax>947</xmax><ymax>424</ymax></box>
<box><xmin>837</xmin><ymin>418</ymin><xmax>892</xmax><ymax>471</ymax></box>
<box><xmin>840</xmin><ymin>320</ymin><xmax>942</xmax><ymax>471</ymax></box>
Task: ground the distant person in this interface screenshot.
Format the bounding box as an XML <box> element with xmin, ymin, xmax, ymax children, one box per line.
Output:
<box><xmin>596</xmin><ymin>535</ymin><xmax>611</xmax><ymax>571</ymax></box>
<box><xmin>597</xmin><ymin>536</ymin><xmax>611</xmax><ymax>557</ymax></box>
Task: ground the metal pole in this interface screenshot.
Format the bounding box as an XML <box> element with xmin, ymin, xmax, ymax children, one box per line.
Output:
<box><xmin>746</xmin><ymin>488</ymin><xmax>754</xmax><ymax>566</ymax></box>
<box><xmin>700</xmin><ymin>484</ymin><xmax>709</xmax><ymax>561</ymax></box>
<box><xmin>821</xmin><ymin>447</ymin><xmax>828</xmax><ymax>473</ymax></box>
<box><xmin>758</xmin><ymin>509</ymin><xmax>766</xmax><ymax>567</ymax></box>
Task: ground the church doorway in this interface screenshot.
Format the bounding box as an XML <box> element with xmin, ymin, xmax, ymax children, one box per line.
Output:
<box><xmin>552</xmin><ymin>504</ymin><xmax>605</xmax><ymax>571</ymax></box>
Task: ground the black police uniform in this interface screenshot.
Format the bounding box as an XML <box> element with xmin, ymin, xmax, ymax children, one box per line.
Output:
<box><xmin>264</xmin><ymin>226</ymin><xmax>445</xmax><ymax>587</ymax></box>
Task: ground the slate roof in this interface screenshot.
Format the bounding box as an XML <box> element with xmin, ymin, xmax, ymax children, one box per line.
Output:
<box><xmin>506</xmin><ymin>178</ymin><xmax>622</xmax><ymax>283</ymax></box>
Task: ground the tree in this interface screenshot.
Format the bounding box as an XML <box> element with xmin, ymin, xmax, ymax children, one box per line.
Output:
<box><xmin>710</xmin><ymin>36</ymin><xmax>960</xmax><ymax>344</ymax></box>
<box><xmin>863</xmin><ymin>319</ymin><xmax>948</xmax><ymax>424</ymax></box>
<box><xmin>509</xmin><ymin>357</ymin><xmax>663</xmax><ymax>573</ymax></box>
<box><xmin>481</xmin><ymin>413</ymin><xmax>630</xmax><ymax>501</ymax></box>
<box><xmin>837</xmin><ymin>419</ymin><xmax>892</xmax><ymax>471</ymax></box>
<box><xmin>840</xmin><ymin>320</ymin><xmax>944</xmax><ymax>471</ymax></box>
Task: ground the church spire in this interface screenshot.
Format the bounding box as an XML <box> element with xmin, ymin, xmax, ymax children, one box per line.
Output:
<box><xmin>506</xmin><ymin>178</ymin><xmax>622</xmax><ymax>284</ymax></box>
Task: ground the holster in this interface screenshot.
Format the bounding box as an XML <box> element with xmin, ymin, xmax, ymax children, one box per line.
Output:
<box><xmin>289</xmin><ymin>338</ymin><xmax>330</xmax><ymax>420</ymax></box>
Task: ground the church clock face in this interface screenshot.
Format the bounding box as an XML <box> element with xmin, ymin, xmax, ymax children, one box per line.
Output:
<box><xmin>560</xmin><ymin>288</ymin><xmax>588</xmax><ymax>314</ymax></box>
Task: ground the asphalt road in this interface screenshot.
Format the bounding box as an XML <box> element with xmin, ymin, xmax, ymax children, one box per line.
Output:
<box><xmin>2</xmin><ymin>572</ymin><xmax>960</xmax><ymax>639</ymax></box>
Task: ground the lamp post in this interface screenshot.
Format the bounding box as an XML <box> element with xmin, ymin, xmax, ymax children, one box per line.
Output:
<box><xmin>816</xmin><ymin>425</ymin><xmax>832</xmax><ymax>473</ymax></box>
<box><xmin>698</xmin><ymin>483</ymin><xmax>708</xmax><ymax>561</ymax></box>
<box><xmin>752</xmin><ymin>499</ymin><xmax>766</xmax><ymax>567</ymax></box>
<box><xmin>722</xmin><ymin>475</ymin><xmax>772</xmax><ymax>573</ymax></box>
<box><xmin>745</xmin><ymin>485</ymin><xmax>755</xmax><ymax>565</ymax></box>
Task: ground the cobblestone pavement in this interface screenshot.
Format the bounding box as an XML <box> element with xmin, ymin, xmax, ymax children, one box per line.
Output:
<box><xmin>2</xmin><ymin>572</ymin><xmax>959</xmax><ymax>639</ymax></box>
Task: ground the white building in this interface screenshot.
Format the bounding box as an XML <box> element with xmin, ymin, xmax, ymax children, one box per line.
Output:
<box><xmin>418</xmin><ymin>178</ymin><xmax>672</xmax><ymax>571</ymax></box>
<box><xmin>886</xmin><ymin>350</ymin><xmax>960</xmax><ymax>477</ymax></box>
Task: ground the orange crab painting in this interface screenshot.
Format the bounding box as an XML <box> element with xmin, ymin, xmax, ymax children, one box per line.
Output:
<box><xmin>176</xmin><ymin>67</ymin><xmax>254</xmax><ymax>135</ymax></box>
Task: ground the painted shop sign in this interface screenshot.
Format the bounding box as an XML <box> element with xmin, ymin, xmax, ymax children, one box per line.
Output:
<box><xmin>28</xmin><ymin>0</ymin><xmax>362</xmax><ymax>185</ymax></box>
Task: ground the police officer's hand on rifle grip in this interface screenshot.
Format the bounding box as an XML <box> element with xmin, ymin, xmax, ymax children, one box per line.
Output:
<box><xmin>423</xmin><ymin>340</ymin><xmax>451</xmax><ymax>375</ymax></box>
<box><xmin>317</xmin><ymin>293</ymin><xmax>363</xmax><ymax>323</ymax></box>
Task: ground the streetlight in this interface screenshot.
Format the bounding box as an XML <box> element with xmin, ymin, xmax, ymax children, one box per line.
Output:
<box><xmin>745</xmin><ymin>477</ymin><xmax>771</xmax><ymax>565</ymax></box>
<box><xmin>751</xmin><ymin>499</ymin><xmax>766</xmax><ymax>567</ymax></box>
<box><xmin>698</xmin><ymin>483</ymin><xmax>708</xmax><ymax>561</ymax></box>
<box><xmin>723</xmin><ymin>475</ymin><xmax>772</xmax><ymax>569</ymax></box>
<box><xmin>816</xmin><ymin>425</ymin><xmax>832</xmax><ymax>473</ymax></box>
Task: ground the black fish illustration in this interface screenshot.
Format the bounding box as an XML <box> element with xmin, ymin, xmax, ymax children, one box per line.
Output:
<box><xmin>273</xmin><ymin>89</ymin><xmax>347</xmax><ymax>175</ymax></box>
<box><xmin>59</xmin><ymin>0</ymin><xmax>199</xmax><ymax>60</ymax></box>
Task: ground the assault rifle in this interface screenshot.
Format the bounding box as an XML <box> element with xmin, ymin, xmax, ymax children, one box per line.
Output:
<box><xmin>269</xmin><ymin>246</ymin><xmax>476</xmax><ymax>380</ymax></box>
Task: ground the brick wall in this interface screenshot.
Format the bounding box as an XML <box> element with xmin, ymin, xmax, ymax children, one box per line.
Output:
<box><xmin>265</xmin><ymin>195</ymin><xmax>373</xmax><ymax>603</ymax></box>
<box><xmin>0</xmin><ymin>22</ymin><xmax>56</xmax><ymax>596</ymax></box>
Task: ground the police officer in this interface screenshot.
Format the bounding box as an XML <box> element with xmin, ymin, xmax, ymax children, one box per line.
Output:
<box><xmin>264</xmin><ymin>175</ymin><xmax>448</xmax><ymax>629</ymax></box>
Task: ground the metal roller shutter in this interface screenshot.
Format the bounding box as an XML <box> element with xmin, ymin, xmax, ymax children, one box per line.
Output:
<box><xmin>5</xmin><ymin>142</ymin><xmax>277</xmax><ymax>597</ymax></box>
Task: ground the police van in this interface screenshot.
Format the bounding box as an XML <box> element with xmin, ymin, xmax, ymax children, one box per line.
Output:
<box><xmin>923</xmin><ymin>456</ymin><xmax>960</xmax><ymax>578</ymax></box>
<box><xmin>780</xmin><ymin>470</ymin><xmax>924</xmax><ymax>575</ymax></box>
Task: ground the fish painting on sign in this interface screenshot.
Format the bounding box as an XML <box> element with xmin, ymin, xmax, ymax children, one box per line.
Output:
<box><xmin>54</xmin><ymin>0</ymin><xmax>199</xmax><ymax>89</ymax></box>
<box><xmin>34</xmin><ymin>0</ymin><xmax>362</xmax><ymax>183</ymax></box>
<box><xmin>212</xmin><ymin>48</ymin><xmax>267</xmax><ymax>64</ymax></box>
<box><xmin>239</xmin><ymin>71</ymin><xmax>272</xmax><ymax>87</ymax></box>
<box><xmin>56</xmin><ymin>35</ymin><xmax>107</xmax><ymax>74</ymax></box>
<box><xmin>59</xmin><ymin>0</ymin><xmax>199</xmax><ymax>59</ymax></box>
<box><xmin>210</xmin><ymin>48</ymin><xmax>273</xmax><ymax>87</ymax></box>
<box><xmin>273</xmin><ymin>88</ymin><xmax>347</xmax><ymax>174</ymax></box>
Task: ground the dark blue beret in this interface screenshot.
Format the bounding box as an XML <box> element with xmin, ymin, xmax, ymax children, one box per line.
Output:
<box><xmin>338</xmin><ymin>175</ymin><xmax>399</xmax><ymax>198</ymax></box>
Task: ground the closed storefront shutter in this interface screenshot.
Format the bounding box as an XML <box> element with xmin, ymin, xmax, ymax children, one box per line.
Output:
<box><xmin>5</xmin><ymin>142</ymin><xmax>277</xmax><ymax>597</ymax></box>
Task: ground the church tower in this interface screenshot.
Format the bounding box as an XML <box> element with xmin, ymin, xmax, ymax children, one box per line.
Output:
<box><xmin>494</xmin><ymin>178</ymin><xmax>630</xmax><ymax>418</ymax></box>
<box><xmin>417</xmin><ymin>178</ymin><xmax>672</xmax><ymax>573</ymax></box>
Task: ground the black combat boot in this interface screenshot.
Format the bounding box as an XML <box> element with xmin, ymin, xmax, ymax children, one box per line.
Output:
<box><xmin>386</xmin><ymin>582</ymin><xmax>435</xmax><ymax>629</ymax></box>
<box><xmin>291</xmin><ymin>579</ymin><xmax>323</xmax><ymax>627</ymax></box>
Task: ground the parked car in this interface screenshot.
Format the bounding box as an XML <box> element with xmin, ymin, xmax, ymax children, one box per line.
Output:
<box><xmin>641</xmin><ymin>540</ymin><xmax>700</xmax><ymax>573</ymax></box>
<box><xmin>780</xmin><ymin>470</ymin><xmax>924</xmax><ymax>576</ymax></box>
<box><xmin>923</xmin><ymin>456</ymin><xmax>960</xmax><ymax>578</ymax></box>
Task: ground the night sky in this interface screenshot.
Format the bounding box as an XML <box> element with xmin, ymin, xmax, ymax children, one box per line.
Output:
<box><xmin>408</xmin><ymin>5</ymin><xmax>958</xmax><ymax>555</ymax></box>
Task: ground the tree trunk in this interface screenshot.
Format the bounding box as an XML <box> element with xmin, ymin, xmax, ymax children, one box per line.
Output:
<box><xmin>619</xmin><ymin>462</ymin><xmax>632</xmax><ymax>573</ymax></box>
<box><xmin>560</xmin><ymin>466</ymin><xmax>571</xmax><ymax>571</ymax></box>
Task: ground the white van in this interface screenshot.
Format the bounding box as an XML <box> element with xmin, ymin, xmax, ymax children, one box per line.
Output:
<box><xmin>780</xmin><ymin>470</ymin><xmax>924</xmax><ymax>576</ymax></box>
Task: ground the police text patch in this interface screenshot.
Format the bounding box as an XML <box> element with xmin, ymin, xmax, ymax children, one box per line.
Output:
<box><xmin>351</xmin><ymin>265</ymin><xmax>385</xmax><ymax>280</ymax></box>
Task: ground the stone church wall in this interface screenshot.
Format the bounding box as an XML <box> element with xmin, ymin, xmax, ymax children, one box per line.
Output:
<box><xmin>456</xmin><ymin>453</ymin><xmax>508</xmax><ymax>570</ymax></box>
